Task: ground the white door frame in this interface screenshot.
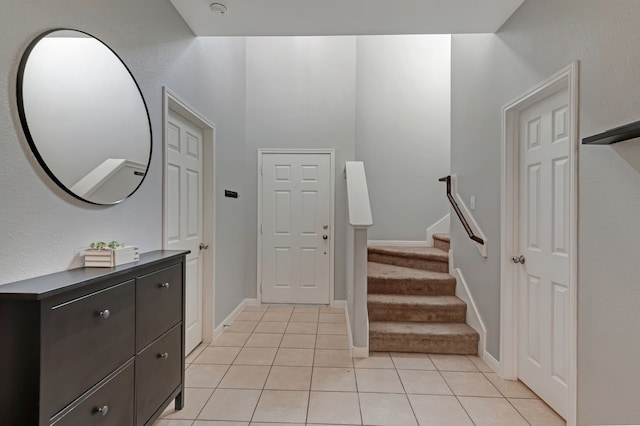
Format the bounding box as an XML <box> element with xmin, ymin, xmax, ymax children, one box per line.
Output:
<box><xmin>162</xmin><ymin>87</ymin><xmax>216</xmax><ymax>345</ymax></box>
<box><xmin>257</xmin><ymin>149</ymin><xmax>336</xmax><ymax>305</ymax></box>
<box><xmin>500</xmin><ymin>62</ymin><xmax>578</xmax><ymax>425</ymax></box>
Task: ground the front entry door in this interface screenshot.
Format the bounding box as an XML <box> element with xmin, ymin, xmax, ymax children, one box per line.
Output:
<box><xmin>517</xmin><ymin>87</ymin><xmax>571</xmax><ymax>418</ymax></box>
<box><xmin>166</xmin><ymin>109</ymin><xmax>204</xmax><ymax>355</ymax></box>
<box><xmin>260</xmin><ymin>152</ymin><xmax>332</xmax><ymax>304</ymax></box>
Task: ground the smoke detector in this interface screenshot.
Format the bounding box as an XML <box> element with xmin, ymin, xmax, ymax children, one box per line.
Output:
<box><xmin>209</xmin><ymin>2</ymin><xmax>228</xmax><ymax>16</ymax></box>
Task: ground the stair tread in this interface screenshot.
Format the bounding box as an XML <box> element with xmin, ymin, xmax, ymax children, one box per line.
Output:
<box><xmin>369</xmin><ymin>321</ymin><xmax>478</xmax><ymax>337</ymax></box>
<box><xmin>368</xmin><ymin>294</ymin><xmax>466</xmax><ymax>308</ymax></box>
<box><xmin>432</xmin><ymin>233</ymin><xmax>450</xmax><ymax>242</ymax></box>
<box><xmin>368</xmin><ymin>246</ymin><xmax>448</xmax><ymax>260</ymax></box>
<box><xmin>368</xmin><ymin>262</ymin><xmax>453</xmax><ymax>281</ymax></box>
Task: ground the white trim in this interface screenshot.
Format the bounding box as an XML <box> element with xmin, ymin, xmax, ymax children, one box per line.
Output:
<box><xmin>500</xmin><ymin>61</ymin><xmax>578</xmax><ymax>426</ymax></box>
<box><xmin>426</xmin><ymin>214</ymin><xmax>451</xmax><ymax>246</ymax></box>
<box><xmin>450</xmin><ymin>175</ymin><xmax>488</xmax><ymax>258</ymax></box>
<box><xmin>162</xmin><ymin>87</ymin><xmax>217</xmax><ymax>345</ymax></box>
<box><xmin>257</xmin><ymin>149</ymin><xmax>336</xmax><ymax>306</ymax></box>
<box><xmin>335</xmin><ymin>299</ymin><xmax>368</xmax><ymax>358</ymax></box>
<box><xmin>367</xmin><ymin>240</ymin><xmax>428</xmax><ymax>247</ymax></box>
<box><xmin>449</xmin><ymin>248</ymin><xmax>487</xmax><ymax>358</ymax></box>
<box><xmin>451</xmin><ymin>267</ymin><xmax>487</xmax><ymax>358</ymax></box>
<box><xmin>482</xmin><ymin>350</ymin><xmax>501</xmax><ymax>374</ymax></box>
<box><xmin>213</xmin><ymin>298</ymin><xmax>251</xmax><ymax>341</ymax></box>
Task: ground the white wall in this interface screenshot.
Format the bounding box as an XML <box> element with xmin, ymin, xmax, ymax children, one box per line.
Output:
<box><xmin>244</xmin><ymin>37</ymin><xmax>357</xmax><ymax>300</ymax></box>
<box><xmin>0</xmin><ymin>0</ymin><xmax>249</xmax><ymax>326</ymax></box>
<box><xmin>356</xmin><ymin>35</ymin><xmax>451</xmax><ymax>241</ymax></box>
<box><xmin>450</xmin><ymin>1</ymin><xmax>640</xmax><ymax>424</ymax></box>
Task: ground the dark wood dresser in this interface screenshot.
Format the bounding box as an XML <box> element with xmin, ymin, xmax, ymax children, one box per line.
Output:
<box><xmin>0</xmin><ymin>250</ymin><xmax>188</xmax><ymax>426</ymax></box>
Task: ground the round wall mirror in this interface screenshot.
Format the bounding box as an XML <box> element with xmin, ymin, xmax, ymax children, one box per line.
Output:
<box><xmin>17</xmin><ymin>29</ymin><xmax>152</xmax><ymax>205</ymax></box>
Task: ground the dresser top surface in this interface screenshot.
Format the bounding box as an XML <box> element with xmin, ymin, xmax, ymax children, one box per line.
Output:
<box><xmin>0</xmin><ymin>250</ymin><xmax>189</xmax><ymax>301</ymax></box>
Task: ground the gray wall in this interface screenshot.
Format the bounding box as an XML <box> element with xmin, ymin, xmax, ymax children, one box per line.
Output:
<box><xmin>0</xmin><ymin>0</ymin><xmax>248</xmax><ymax>324</ymax></box>
<box><xmin>244</xmin><ymin>37</ymin><xmax>358</xmax><ymax>300</ymax></box>
<box><xmin>244</xmin><ymin>35</ymin><xmax>451</xmax><ymax>300</ymax></box>
<box><xmin>356</xmin><ymin>35</ymin><xmax>451</xmax><ymax>241</ymax></box>
<box><xmin>451</xmin><ymin>1</ymin><xmax>640</xmax><ymax>424</ymax></box>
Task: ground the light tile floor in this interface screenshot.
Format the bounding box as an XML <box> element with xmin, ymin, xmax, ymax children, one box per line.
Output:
<box><xmin>156</xmin><ymin>304</ymin><xmax>565</xmax><ymax>426</ymax></box>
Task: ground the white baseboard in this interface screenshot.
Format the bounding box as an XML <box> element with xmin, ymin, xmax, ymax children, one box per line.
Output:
<box><xmin>483</xmin><ymin>350</ymin><xmax>501</xmax><ymax>374</ymax></box>
<box><xmin>213</xmin><ymin>298</ymin><xmax>251</xmax><ymax>341</ymax></box>
<box><xmin>334</xmin><ymin>299</ymin><xmax>369</xmax><ymax>358</ymax></box>
<box><xmin>367</xmin><ymin>240</ymin><xmax>427</xmax><ymax>247</ymax></box>
<box><xmin>352</xmin><ymin>346</ymin><xmax>369</xmax><ymax>357</ymax></box>
<box><xmin>331</xmin><ymin>299</ymin><xmax>347</xmax><ymax>309</ymax></box>
<box><xmin>426</xmin><ymin>214</ymin><xmax>451</xmax><ymax>246</ymax></box>
<box><xmin>449</xmin><ymin>259</ymin><xmax>487</xmax><ymax>358</ymax></box>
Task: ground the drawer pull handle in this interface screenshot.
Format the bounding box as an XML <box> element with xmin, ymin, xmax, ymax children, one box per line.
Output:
<box><xmin>159</xmin><ymin>282</ymin><xmax>170</xmax><ymax>289</ymax></box>
<box><xmin>158</xmin><ymin>352</ymin><xmax>169</xmax><ymax>360</ymax></box>
<box><xmin>95</xmin><ymin>405</ymin><xmax>109</xmax><ymax>416</ymax></box>
<box><xmin>99</xmin><ymin>309</ymin><xmax>110</xmax><ymax>319</ymax></box>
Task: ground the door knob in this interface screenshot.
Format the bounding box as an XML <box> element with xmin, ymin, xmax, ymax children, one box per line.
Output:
<box><xmin>199</xmin><ymin>243</ymin><xmax>209</xmax><ymax>250</ymax></box>
<box><xmin>323</xmin><ymin>235</ymin><xmax>328</xmax><ymax>240</ymax></box>
<box><xmin>512</xmin><ymin>255</ymin><xmax>525</xmax><ymax>264</ymax></box>
<box><xmin>323</xmin><ymin>224</ymin><xmax>328</xmax><ymax>230</ymax></box>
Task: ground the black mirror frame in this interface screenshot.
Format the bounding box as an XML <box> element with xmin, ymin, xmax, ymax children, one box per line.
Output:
<box><xmin>16</xmin><ymin>28</ymin><xmax>153</xmax><ymax>205</ymax></box>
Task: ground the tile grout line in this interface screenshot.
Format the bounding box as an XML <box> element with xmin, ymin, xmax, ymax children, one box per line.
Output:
<box><xmin>471</xmin><ymin>354</ymin><xmax>534</xmax><ymax>425</ymax></box>
<box><xmin>391</xmin><ymin>352</ymin><xmax>421</xmax><ymax>426</ymax></box>
<box><xmin>249</xmin><ymin>305</ymin><xmax>283</xmax><ymax>424</ymax></box>
<box><xmin>430</xmin><ymin>353</ymin><xmax>478</xmax><ymax>426</ymax></box>
<box><xmin>304</xmin><ymin>313</ymin><xmax>318</xmax><ymax>425</ymax></box>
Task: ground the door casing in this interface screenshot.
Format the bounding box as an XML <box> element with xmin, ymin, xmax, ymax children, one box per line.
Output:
<box><xmin>257</xmin><ymin>149</ymin><xmax>336</xmax><ymax>305</ymax></box>
<box><xmin>500</xmin><ymin>62</ymin><xmax>578</xmax><ymax>425</ymax></box>
<box><xmin>162</xmin><ymin>87</ymin><xmax>216</xmax><ymax>346</ymax></box>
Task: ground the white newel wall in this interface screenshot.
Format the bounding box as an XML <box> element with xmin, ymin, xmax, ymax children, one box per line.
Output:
<box><xmin>344</xmin><ymin>161</ymin><xmax>372</xmax><ymax>356</ymax></box>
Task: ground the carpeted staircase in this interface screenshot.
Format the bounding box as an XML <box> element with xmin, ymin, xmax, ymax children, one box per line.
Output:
<box><xmin>368</xmin><ymin>234</ymin><xmax>479</xmax><ymax>354</ymax></box>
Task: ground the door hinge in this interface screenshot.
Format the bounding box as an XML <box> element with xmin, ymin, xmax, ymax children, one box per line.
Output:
<box><xmin>260</xmin><ymin>224</ymin><xmax>262</xmax><ymax>234</ymax></box>
<box><xmin>260</xmin><ymin>164</ymin><xmax>263</xmax><ymax>175</ymax></box>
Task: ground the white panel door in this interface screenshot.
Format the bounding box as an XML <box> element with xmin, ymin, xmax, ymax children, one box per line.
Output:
<box><xmin>166</xmin><ymin>109</ymin><xmax>204</xmax><ymax>355</ymax></box>
<box><xmin>261</xmin><ymin>152</ymin><xmax>332</xmax><ymax>304</ymax></box>
<box><xmin>517</xmin><ymin>87</ymin><xmax>570</xmax><ymax>418</ymax></box>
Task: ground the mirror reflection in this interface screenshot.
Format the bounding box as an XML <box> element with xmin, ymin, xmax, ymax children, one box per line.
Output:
<box><xmin>17</xmin><ymin>29</ymin><xmax>151</xmax><ymax>205</ymax></box>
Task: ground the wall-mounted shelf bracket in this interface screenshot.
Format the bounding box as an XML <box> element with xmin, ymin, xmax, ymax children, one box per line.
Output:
<box><xmin>582</xmin><ymin>119</ymin><xmax>640</xmax><ymax>145</ymax></box>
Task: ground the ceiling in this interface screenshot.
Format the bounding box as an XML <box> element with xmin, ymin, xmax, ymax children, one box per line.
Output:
<box><xmin>169</xmin><ymin>0</ymin><xmax>525</xmax><ymax>37</ymax></box>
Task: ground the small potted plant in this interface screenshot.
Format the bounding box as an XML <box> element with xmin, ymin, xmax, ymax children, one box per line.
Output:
<box><xmin>85</xmin><ymin>240</ymin><xmax>139</xmax><ymax>267</ymax></box>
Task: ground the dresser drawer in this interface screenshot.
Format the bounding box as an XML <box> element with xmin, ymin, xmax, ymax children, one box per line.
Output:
<box><xmin>135</xmin><ymin>324</ymin><xmax>182</xmax><ymax>425</ymax></box>
<box><xmin>44</xmin><ymin>280</ymin><xmax>135</xmax><ymax>417</ymax></box>
<box><xmin>52</xmin><ymin>361</ymin><xmax>134</xmax><ymax>426</ymax></box>
<box><xmin>136</xmin><ymin>263</ymin><xmax>182</xmax><ymax>350</ymax></box>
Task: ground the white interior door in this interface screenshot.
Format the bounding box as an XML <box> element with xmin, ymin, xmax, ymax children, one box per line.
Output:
<box><xmin>166</xmin><ymin>109</ymin><xmax>204</xmax><ymax>355</ymax></box>
<box><xmin>260</xmin><ymin>152</ymin><xmax>332</xmax><ymax>304</ymax></box>
<box><xmin>517</xmin><ymin>87</ymin><xmax>570</xmax><ymax>418</ymax></box>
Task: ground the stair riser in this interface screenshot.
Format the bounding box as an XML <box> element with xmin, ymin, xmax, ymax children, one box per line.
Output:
<box><xmin>368</xmin><ymin>306</ymin><xmax>466</xmax><ymax>323</ymax></box>
<box><xmin>370</xmin><ymin>333</ymin><xmax>478</xmax><ymax>354</ymax></box>
<box><xmin>368</xmin><ymin>277</ymin><xmax>455</xmax><ymax>296</ymax></box>
<box><xmin>433</xmin><ymin>239</ymin><xmax>450</xmax><ymax>252</ymax></box>
<box><xmin>368</xmin><ymin>253</ymin><xmax>449</xmax><ymax>273</ymax></box>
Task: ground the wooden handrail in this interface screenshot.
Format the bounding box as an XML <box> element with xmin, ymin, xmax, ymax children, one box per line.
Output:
<box><xmin>439</xmin><ymin>176</ymin><xmax>485</xmax><ymax>245</ymax></box>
